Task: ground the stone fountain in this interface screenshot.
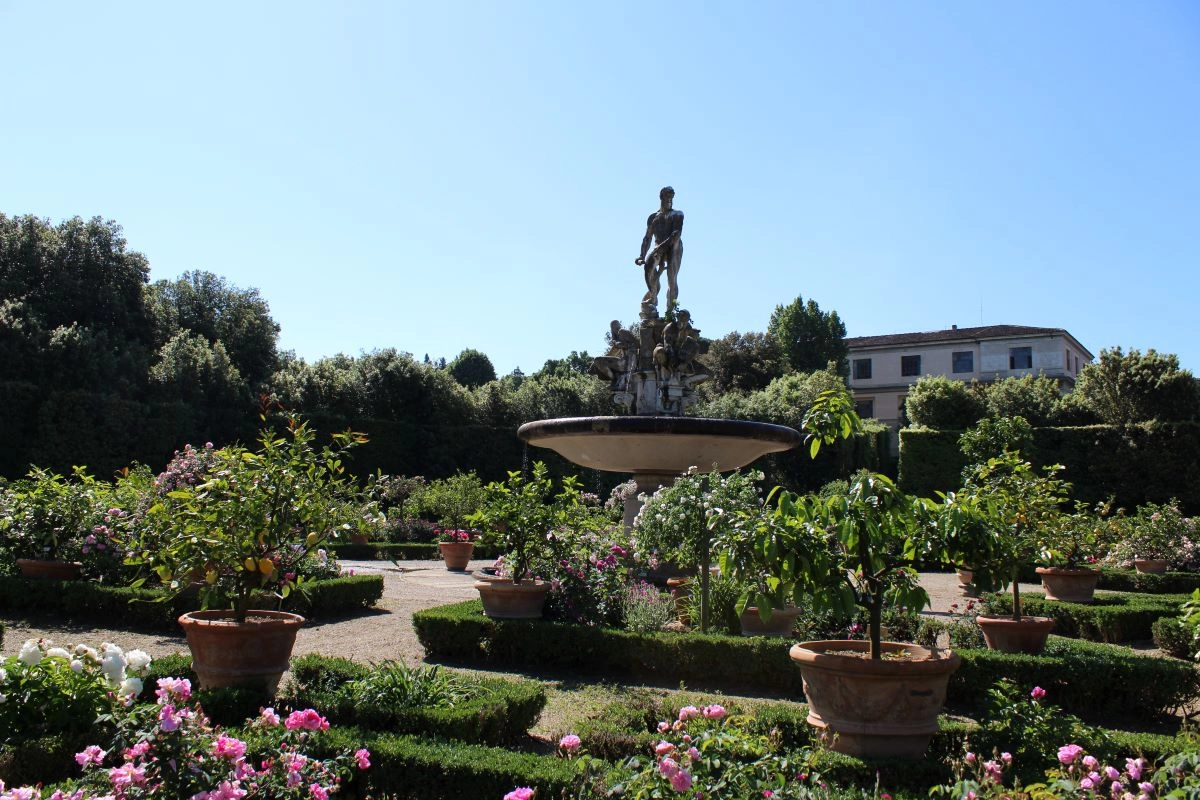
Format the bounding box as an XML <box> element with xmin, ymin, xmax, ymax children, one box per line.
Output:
<box><xmin>518</xmin><ymin>187</ymin><xmax>801</xmax><ymax>526</ymax></box>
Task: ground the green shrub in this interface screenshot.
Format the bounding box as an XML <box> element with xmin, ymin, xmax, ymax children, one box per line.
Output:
<box><xmin>983</xmin><ymin>591</ymin><xmax>1186</xmax><ymax>642</ymax></box>
<box><xmin>1152</xmin><ymin>615</ymin><xmax>1197</xmax><ymax>659</ymax></box>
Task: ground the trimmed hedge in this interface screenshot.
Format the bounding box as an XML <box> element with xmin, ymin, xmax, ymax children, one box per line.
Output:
<box><xmin>316</xmin><ymin>727</ymin><xmax>578</xmax><ymax>800</ymax></box>
<box><xmin>1098</xmin><ymin>569</ymin><xmax>1200</xmax><ymax>595</ymax></box>
<box><xmin>951</xmin><ymin>636</ymin><xmax>1200</xmax><ymax>722</ymax></box>
<box><xmin>898</xmin><ymin>422</ymin><xmax>1200</xmax><ymax>512</ymax></box>
<box><xmin>285</xmin><ymin>653</ymin><xmax>546</xmax><ymax>745</ymax></box>
<box><xmin>984</xmin><ymin>591</ymin><xmax>1187</xmax><ymax>643</ymax></box>
<box><xmin>414</xmin><ymin>599</ymin><xmax>806</xmax><ymax>695</ymax></box>
<box><xmin>0</xmin><ymin>574</ymin><xmax>384</xmax><ymax>631</ymax></box>
<box><xmin>1152</xmin><ymin>616</ymin><xmax>1195</xmax><ymax>659</ymax></box>
<box><xmin>413</xmin><ymin>601</ymin><xmax>1198</xmax><ymax>723</ymax></box>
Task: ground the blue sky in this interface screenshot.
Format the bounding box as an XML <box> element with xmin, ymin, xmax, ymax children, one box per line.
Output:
<box><xmin>3</xmin><ymin>2</ymin><xmax>1197</xmax><ymax>374</ymax></box>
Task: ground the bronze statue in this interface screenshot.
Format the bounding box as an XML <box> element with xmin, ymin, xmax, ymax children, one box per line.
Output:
<box><xmin>635</xmin><ymin>186</ymin><xmax>684</xmax><ymax>311</ymax></box>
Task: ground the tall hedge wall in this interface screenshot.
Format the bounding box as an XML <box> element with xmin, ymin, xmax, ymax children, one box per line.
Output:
<box><xmin>898</xmin><ymin>422</ymin><xmax>1200</xmax><ymax>511</ymax></box>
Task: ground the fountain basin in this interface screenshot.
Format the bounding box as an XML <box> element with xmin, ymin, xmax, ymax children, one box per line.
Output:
<box><xmin>517</xmin><ymin>416</ymin><xmax>802</xmax><ymax>475</ymax></box>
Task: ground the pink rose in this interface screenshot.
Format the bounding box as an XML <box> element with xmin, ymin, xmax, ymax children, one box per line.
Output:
<box><xmin>677</xmin><ymin>705</ymin><xmax>700</xmax><ymax>721</ymax></box>
<box><xmin>1031</xmin><ymin>686</ymin><xmax>1047</xmax><ymax>701</ymax></box>
<box><xmin>655</xmin><ymin>740</ymin><xmax>675</xmax><ymax>756</ymax></box>
<box><xmin>669</xmin><ymin>769</ymin><xmax>693</xmax><ymax>792</ymax></box>
<box><xmin>702</xmin><ymin>704</ymin><xmax>726</xmax><ymax>720</ymax></box>
<box><xmin>559</xmin><ymin>734</ymin><xmax>582</xmax><ymax>752</ymax></box>
<box><xmin>503</xmin><ymin>789</ymin><xmax>535</xmax><ymax>800</ymax></box>
<box><xmin>1058</xmin><ymin>744</ymin><xmax>1084</xmax><ymax>765</ymax></box>
<box><xmin>355</xmin><ymin>748</ymin><xmax>371</xmax><ymax>769</ymax></box>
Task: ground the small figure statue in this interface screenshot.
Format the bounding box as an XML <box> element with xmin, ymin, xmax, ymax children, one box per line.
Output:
<box><xmin>635</xmin><ymin>186</ymin><xmax>684</xmax><ymax>312</ymax></box>
<box><xmin>589</xmin><ymin>320</ymin><xmax>639</xmax><ymax>390</ymax></box>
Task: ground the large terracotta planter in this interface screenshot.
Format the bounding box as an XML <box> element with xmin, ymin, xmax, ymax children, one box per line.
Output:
<box><xmin>474</xmin><ymin>576</ymin><xmax>550</xmax><ymax>619</ymax></box>
<box><xmin>1134</xmin><ymin>558</ymin><xmax>1169</xmax><ymax>575</ymax></box>
<box><xmin>976</xmin><ymin>615</ymin><xmax>1055</xmax><ymax>654</ymax></box>
<box><xmin>438</xmin><ymin>541</ymin><xmax>475</xmax><ymax>571</ymax></box>
<box><xmin>1036</xmin><ymin>566</ymin><xmax>1101</xmax><ymax>603</ymax></box>
<box><xmin>739</xmin><ymin>606</ymin><xmax>802</xmax><ymax>637</ymax></box>
<box><xmin>16</xmin><ymin>558</ymin><xmax>83</xmax><ymax>580</ymax></box>
<box><xmin>178</xmin><ymin>610</ymin><xmax>304</xmax><ymax>694</ymax></box>
<box><xmin>789</xmin><ymin>640</ymin><xmax>961</xmax><ymax>759</ymax></box>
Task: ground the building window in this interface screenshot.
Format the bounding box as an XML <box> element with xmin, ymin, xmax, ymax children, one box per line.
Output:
<box><xmin>1065</xmin><ymin>348</ymin><xmax>1071</xmax><ymax>372</ymax></box>
<box><xmin>1009</xmin><ymin>346</ymin><xmax>1033</xmax><ymax>370</ymax></box>
<box><xmin>853</xmin><ymin>358</ymin><xmax>872</xmax><ymax>380</ymax></box>
<box><xmin>901</xmin><ymin>355</ymin><xmax>921</xmax><ymax>377</ymax></box>
<box><xmin>854</xmin><ymin>398</ymin><xmax>874</xmax><ymax>418</ymax></box>
<box><xmin>952</xmin><ymin>351</ymin><xmax>974</xmax><ymax>374</ymax></box>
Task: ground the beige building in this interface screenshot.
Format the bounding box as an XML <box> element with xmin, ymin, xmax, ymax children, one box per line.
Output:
<box><xmin>846</xmin><ymin>324</ymin><xmax>1094</xmax><ymax>437</ymax></box>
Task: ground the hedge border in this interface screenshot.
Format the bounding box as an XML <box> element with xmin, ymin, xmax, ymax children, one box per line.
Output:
<box><xmin>413</xmin><ymin>601</ymin><xmax>1198</xmax><ymax>723</ymax></box>
<box><xmin>328</xmin><ymin>541</ymin><xmax>502</xmax><ymax>561</ymax></box>
<box><xmin>0</xmin><ymin>574</ymin><xmax>384</xmax><ymax>631</ymax></box>
<box><xmin>285</xmin><ymin>653</ymin><xmax>546</xmax><ymax>745</ymax></box>
<box><xmin>984</xmin><ymin>591</ymin><xmax>1187</xmax><ymax>642</ymax></box>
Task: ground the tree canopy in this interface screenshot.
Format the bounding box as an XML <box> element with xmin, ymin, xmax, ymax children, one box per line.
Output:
<box><xmin>766</xmin><ymin>295</ymin><xmax>848</xmax><ymax>376</ymax></box>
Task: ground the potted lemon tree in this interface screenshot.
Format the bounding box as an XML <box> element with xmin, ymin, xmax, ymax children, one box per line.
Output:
<box><xmin>121</xmin><ymin>414</ymin><xmax>376</xmax><ymax>692</ymax></box>
<box><xmin>775</xmin><ymin>389</ymin><xmax>971</xmax><ymax>759</ymax></box>
<box><xmin>1</xmin><ymin>466</ymin><xmax>103</xmax><ymax>580</ymax></box>
<box><xmin>468</xmin><ymin>461</ymin><xmax>580</xmax><ymax>619</ymax></box>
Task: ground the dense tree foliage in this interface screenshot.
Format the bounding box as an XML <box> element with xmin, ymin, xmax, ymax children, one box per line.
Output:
<box><xmin>766</xmin><ymin>295</ymin><xmax>848</xmax><ymax>375</ymax></box>
<box><xmin>699</xmin><ymin>331</ymin><xmax>784</xmax><ymax>396</ymax></box>
<box><xmin>1073</xmin><ymin>347</ymin><xmax>1199</xmax><ymax>424</ymax></box>
<box><xmin>447</xmin><ymin>348</ymin><xmax>496</xmax><ymax>388</ymax></box>
<box><xmin>904</xmin><ymin>375</ymin><xmax>987</xmax><ymax>430</ymax></box>
<box><xmin>146</xmin><ymin>271</ymin><xmax>280</xmax><ymax>391</ymax></box>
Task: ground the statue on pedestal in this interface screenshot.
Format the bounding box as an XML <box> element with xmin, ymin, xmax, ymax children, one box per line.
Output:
<box><xmin>635</xmin><ymin>186</ymin><xmax>684</xmax><ymax>315</ymax></box>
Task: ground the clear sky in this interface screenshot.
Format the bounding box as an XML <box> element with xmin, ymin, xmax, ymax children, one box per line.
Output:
<box><xmin>3</xmin><ymin>2</ymin><xmax>1197</xmax><ymax>374</ymax></box>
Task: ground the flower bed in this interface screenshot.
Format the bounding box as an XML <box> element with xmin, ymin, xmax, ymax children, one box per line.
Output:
<box><xmin>0</xmin><ymin>573</ymin><xmax>384</xmax><ymax>631</ymax></box>
<box><xmin>326</xmin><ymin>541</ymin><xmax>503</xmax><ymax>561</ymax></box>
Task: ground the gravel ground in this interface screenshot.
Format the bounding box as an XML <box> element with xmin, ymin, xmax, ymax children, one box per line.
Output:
<box><xmin>0</xmin><ymin>565</ymin><xmax>1038</xmax><ymax>662</ymax></box>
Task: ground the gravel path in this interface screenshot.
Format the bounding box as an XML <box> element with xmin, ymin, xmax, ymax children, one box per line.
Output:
<box><xmin>1</xmin><ymin>565</ymin><xmax>1040</xmax><ymax>663</ymax></box>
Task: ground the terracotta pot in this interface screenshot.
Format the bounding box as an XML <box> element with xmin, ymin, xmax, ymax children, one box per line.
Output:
<box><xmin>956</xmin><ymin>568</ymin><xmax>978</xmax><ymax>597</ymax></box>
<box><xmin>665</xmin><ymin>577</ymin><xmax>691</xmax><ymax>624</ymax></box>
<box><xmin>1036</xmin><ymin>566</ymin><xmax>1101</xmax><ymax>603</ymax></box>
<box><xmin>438</xmin><ymin>541</ymin><xmax>475</xmax><ymax>571</ymax></box>
<box><xmin>739</xmin><ymin>606</ymin><xmax>802</xmax><ymax>637</ymax></box>
<box><xmin>473</xmin><ymin>577</ymin><xmax>550</xmax><ymax>619</ymax></box>
<box><xmin>1134</xmin><ymin>558</ymin><xmax>1169</xmax><ymax>575</ymax></box>
<box><xmin>178</xmin><ymin>609</ymin><xmax>304</xmax><ymax>694</ymax></box>
<box><xmin>349</xmin><ymin>533</ymin><xmax>369</xmax><ymax>545</ymax></box>
<box><xmin>976</xmin><ymin>615</ymin><xmax>1055</xmax><ymax>654</ymax></box>
<box><xmin>789</xmin><ymin>639</ymin><xmax>961</xmax><ymax>759</ymax></box>
<box><xmin>16</xmin><ymin>558</ymin><xmax>83</xmax><ymax>580</ymax></box>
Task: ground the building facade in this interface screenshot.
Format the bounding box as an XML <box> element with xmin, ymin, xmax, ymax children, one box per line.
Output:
<box><xmin>846</xmin><ymin>324</ymin><xmax>1094</xmax><ymax>437</ymax></box>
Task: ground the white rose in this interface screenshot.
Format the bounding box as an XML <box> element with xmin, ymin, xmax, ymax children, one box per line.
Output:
<box><xmin>46</xmin><ymin>647</ymin><xmax>71</xmax><ymax>660</ymax></box>
<box><xmin>101</xmin><ymin>654</ymin><xmax>126</xmax><ymax>685</ymax></box>
<box><xmin>125</xmin><ymin>650</ymin><xmax>152</xmax><ymax>673</ymax></box>
<box><xmin>0</xmin><ymin>666</ymin><xmax>7</xmax><ymax>682</ymax></box>
<box><xmin>118</xmin><ymin>677</ymin><xmax>144</xmax><ymax>697</ymax></box>
<box><xmin>18</xmin><ymin>640</ymin><xmax>43</xmax><ymax>666</ymax></box>
<box><xmin>71</xmin><ymin>660</ymin><xmax>85</xmax><ymax>673</ymax></box>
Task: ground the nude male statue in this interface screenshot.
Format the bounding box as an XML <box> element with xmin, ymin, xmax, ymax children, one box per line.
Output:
<box><xmin>635</xmin><ymin>186</ymin><xmax>684</xmax><ymax>310</ymax></box>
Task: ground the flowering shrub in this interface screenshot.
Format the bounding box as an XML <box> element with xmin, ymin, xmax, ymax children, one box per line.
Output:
<box><xmin>621</xmin><ymin>581</ymin><xmax>676</xmax><ymax>633</ymax></box>
<box><xmin>0</xmin><ymin>466</ymin><xmax>105</xmax><ymax>561</ymax></box>
<box><xmin>1104</xmin><ymin>500</ymin><xmax>1200</xmax><ymax>570</ymax></box>
<box><xmin>435</xmin><ymin>528</ymin><xmax>473</xmax><ymax>543</ymax></box>
<box><xmin>608</xmin><ymin>704</ymin><xmax>823</xmax><ymax>798</ymax></box>
<box><xmin>0</xmin><ymin>639</ymin><xmax>151</xmax><ymax>747</ymax></box>
<box><xmin>931</xmin><ymin>743</ymin><xmax>1160</xmax><ymax>800</ymax></box>
<box><xmin>153</xmin><ymin>442</ymin><xmax>219</xmax><ymax>495</ymax></box>
<box><xmin>30</xmin><ymin>677</ymin><xmax>373</xmax><ymax>800</ymax></box>
<box><xmin>946</xmin><ymin>599</ymin><xmax>986</xmax><ymax>649</ymax></box>
<box><xmin>967</xmin><ymin>682</ymin><xmax>1108</xmax><ymax>783</ymax></box>
<box><xmin>544</xmin><ymin>526</ymin><xmax>633</xmax><ymax>626</ymax></box>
